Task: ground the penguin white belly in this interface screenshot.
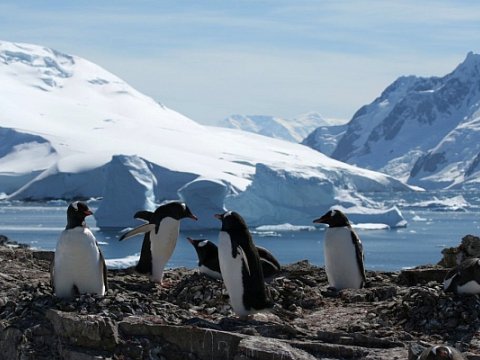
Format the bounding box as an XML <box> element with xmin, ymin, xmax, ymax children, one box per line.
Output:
<box><xmin>324</xmin><ymin>227</ymin><xmax>363</xmax><ymax>290</ymax></box>
<box><xmin>150</xmin><ymin>217</ymin><xmax>180</xmax><ymax>282</ymax></box>
<box><xmin>218</xmin><ymin>231</ymin><xmax>249</xmax><ymax>317</ymax></box>
<box><xmin>54</xmin><ymin>227</ymin><xmax>105</xmax><ymax>297</ymax></box>
<box><xmin>456</xmin><ymin>280</ymin><xmax>480</xmax><ymax>294</ymax></box>
<box><xmin>199</xmin><ymin>265</ymin><xmax>222</xmax><ymax>280</ymax></box>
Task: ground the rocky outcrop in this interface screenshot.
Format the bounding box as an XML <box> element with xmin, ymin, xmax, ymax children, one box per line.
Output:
<box><xmin>0</xmin><ymin>238</ymin><xmax>478</xmax><ymax>359</ymax></box>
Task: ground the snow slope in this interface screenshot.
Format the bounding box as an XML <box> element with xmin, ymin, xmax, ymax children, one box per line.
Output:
<box><xmin>328</xmin><ymin>52</ymin><xmax>480</xmax><ymax>188</ymax></box>
<box><xmin>217</xmin><ymin>112</ymin><xmax>334</xmax><ymax>143</ymax></box>
<box><xmin>0</xmin><ymin>40</ymin><xmax>414</xmax><ymax>228</ymax></box>
<box><xmin>301</xmin><ymin>122</ymin><xmax>348</xmax><ymax>156</ymax></box>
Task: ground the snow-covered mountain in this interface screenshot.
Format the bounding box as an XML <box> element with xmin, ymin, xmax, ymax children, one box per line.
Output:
<box><xmin>326</xmin><ymin>52</ymin><xmax>480</xmax><ymax>188</ymax></box>
<box><xmin>217</xmin><ymin>112</ymin><xmax>334</xmax><ymax>142</ymax></box>
<box><xmin>301</xmin><ymin>122</ymin><xmax>348</xmax><ymax>157</ymax></box>
<box><xmin>0</xmin><ymin>40</ymin><xmax>413</xmax><ymax>229</ymax></box>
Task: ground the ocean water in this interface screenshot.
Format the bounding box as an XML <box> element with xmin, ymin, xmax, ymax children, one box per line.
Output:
<box><xmin>0</xmin><ymin>190</ymin><xmax>479</xmax><ymax>272</ymax></box>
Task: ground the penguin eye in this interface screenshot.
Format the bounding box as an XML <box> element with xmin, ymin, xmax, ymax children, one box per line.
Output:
<box><xmin>72</xmin><ymin>201</ymin><xmax>79</xmax><ymax>211</ymax></box>
<box><xmin>330</xmin><ymin>210</ymin><xmax>336</xmax><ymax>217</ymax></box>
<box><xmin>199</xmin><ymin>240</ymin><xmax>208</xmax><ymax>247</ymax></box>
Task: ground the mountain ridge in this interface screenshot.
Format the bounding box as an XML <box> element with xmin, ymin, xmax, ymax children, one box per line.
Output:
<box><xmin>304</xmin><ymin>52</ymin><xmax>480</xmax><ymax>188</ymax></box>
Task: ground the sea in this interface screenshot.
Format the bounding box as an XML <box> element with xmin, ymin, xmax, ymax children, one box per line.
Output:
<box><xmin>1</xmin><ymin>190</ymin><xmax>479</xmax><ymax>272</ymax></box>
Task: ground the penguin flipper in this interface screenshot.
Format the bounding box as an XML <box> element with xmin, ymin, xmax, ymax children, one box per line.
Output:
<box><xmin>119</xmin><ymin>223</ymin><xmax>156</xmax><ymax>241</ymax></box>
<box><xmin>351</xmin><ymin>231</ymin><xmax>366</xmax><ymax>286</ymax></box>
<box><xmin>256</xmin><ymin>246</ymin><xmax>281</xmax><ymax>272</ymax></box>
<box><xmin>135</xmin><ymin>234</ymin><xmax>153</xmax><ymax>274</ymax></box>
<box><xmin>237</xmin><ymin>245</ymin><xmax>251</xmax><ymax>276</ymax></box>
<box><xmin>98</xmin><ymin>247</ymin><xmax>108</xmax><ymax>292</ymax></box>
<box><xmin>229</xmin><ymin>237</ymin><xmax>251</xmax><ymax>276</ymax></box>
<box><xmin>443</xmin><ymin>267</ymin><xmax>458</xmax><ymax>292</ymax></box>
<box><xmin>134</xmin><ymin>210</ymin><xmax>154</xmax><ymax>222</ymax></box>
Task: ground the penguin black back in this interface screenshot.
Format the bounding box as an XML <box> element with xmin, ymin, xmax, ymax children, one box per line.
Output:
<box><xmin>151</xmin><ymin>202</ymin><xmax>197</xmax><ymax>232</ymax></box>
<box><xmin>444</xmin><ymin>257</ymin><xmax>480</xmax><ymax>294</ymax></box>
<box><xmin>188</xmin><ymin>238</ymin><xmax>220</xmax><ymax>271</ymax></box>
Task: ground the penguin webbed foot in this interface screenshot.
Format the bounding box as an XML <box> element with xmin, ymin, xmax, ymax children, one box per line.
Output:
<box><xmin>322</xmin><ymin>286</ymin><xmax>339</xmax><ymax>297</ymax></box>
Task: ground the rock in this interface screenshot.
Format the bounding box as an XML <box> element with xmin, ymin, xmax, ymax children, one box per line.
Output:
<box><xmin>397</xmin><ymin>267</ymin><xmax>449</xmax><ymax>286</ymax></box>
<box><xmin>0</xmin><ymin>239</ymin><xmax>478</xmax><ymax>359</ymax></box>
<box><xmin>440</xmin><ymin>234</ymin><xmax>480</xmax><ymax>267</ymax></box>
<box><xmin>46</xmin><ymin>309</ymin><xmax>119</xmax><ymax>351</ymax></box>
<box><xmin>0</xmin><ymin>326</ymin><xmax>24</xmax><ymax>359</ymax></box>
<box><xmin>119</xmin><ymin>316</ymin><xmax>245</xmax><ymax>360</ymax></box>
<box><xmin>235</xmin><ymin>337</ymin><xmax>317</xmax><ymax>360</ymax></box>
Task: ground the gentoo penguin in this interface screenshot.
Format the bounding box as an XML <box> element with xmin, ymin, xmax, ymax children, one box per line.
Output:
<box><xmin>313</xmin><ymin>209</ymin><xmax>366</xmax><ymax>290</ymax></box>
<box><xmin>417</xmin><ymin>345</ymin><xmax>465</xmax><ymax>360</ymax></box>
<box><xmin>187</xmin><ymin>237</ymin><xmax>281</xmax><ymax>280</ymax></box>
<box><xmin>215</xmin><ymin>211</ymin><xmax>273</xmax><ymax>318</ymax></box>
<box><xmin>52</xmin><ymin>201</ymin><xmax>107</xmax><ymax>298</ymax></box>
<box><xmin>444</xmin><ymin>257</ymin><xmax>480</xmax><ymax>294</ymax></box>
<box><xmin>119</xmin><ymin>202</ymin><xmax>197</xmax><ymax>285</ymax></box>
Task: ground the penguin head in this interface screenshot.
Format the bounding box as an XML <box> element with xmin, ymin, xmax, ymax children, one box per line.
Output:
<box><xmin>66</xmin><ymin>201</ymin><xmax>93</xmax><ymax>229</ymax></box>
<box><xmin>418</xmin><ymin>345</ymin><xmax>463</xmax><ymax>360</ymax></box>
<box><xmin>156</xmin><ymin>202</ymin><xmax>198</xmax><ymax>222</ymax></box>
<box><xmin>187</xmin><ymin>237</ymin><xmax>217</xmax><ymax>265</ymax></box>
<box><xmin>215</xmin><ymin>211</ymin><xmax>248</xmax><ymax>231</ymax></box>
<box><xmin>313</xmin><ymin>209</ymin><xmax>350</xmax><ymax>228</ymax></box>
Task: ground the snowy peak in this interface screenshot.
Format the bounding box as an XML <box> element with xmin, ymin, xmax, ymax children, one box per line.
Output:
<box><xmin>325</xmin><ymin>52</ymin><xmax>480</xmax><ymax>187</ymax></box>
<box><xmin>217</xmin><ymin>112</ymin><xmax>334</xmax><ymax>142</ymax></box>
<box><xmin>0</xmin><ymin>41</ymin><xmax>75</xmax><ymax>91</ymax></box>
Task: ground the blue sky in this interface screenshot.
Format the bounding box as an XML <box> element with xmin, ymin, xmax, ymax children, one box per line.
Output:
<box><xmin>2</xmin><ymin>0</ymin><xmax>480</xmax><ymax>124</ymax></box>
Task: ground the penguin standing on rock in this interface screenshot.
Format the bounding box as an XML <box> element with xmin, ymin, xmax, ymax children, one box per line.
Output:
<box><xmin>119</xmin><ymin>201</ymin><xmax>197</xmax><ymax>285</ymax></box>
<box><xmin>313</xmin><ymin>209</ymin><xmax>366</xmax><ymax>290</ymax></box>
<box><xmin>188</xmin><ymin>237</ymin><xmax>281</xmax><ymax>280</ymax></box>
<box><xmin>444</xmin><ymin>257</ymin><xmax>480</xmax><ymax>294</ymax></box>
<box><xmin>52</xmin><ymin>201</ymin><xmax>107</xmax><ymax>298</ymax></box>
<box><xmin>215</xmin><ymin>211</ymin><xmax>273</xmax><ymax>318</ymax></box>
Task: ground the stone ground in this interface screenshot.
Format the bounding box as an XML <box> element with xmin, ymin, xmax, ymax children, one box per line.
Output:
<box><xmin>0</xmin><ymin>235</ymin><xmax>480</xmax><ymax>359</ymax></box>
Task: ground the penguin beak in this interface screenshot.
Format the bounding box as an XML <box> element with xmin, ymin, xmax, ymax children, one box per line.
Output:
<box><xmin>214</xmin><ymin>213</ymin><xmax>223</xmax><ymax>220</ymax></box>
<box><xmin>119</xmin><ymin>223</ymin><xmax>156</xmax><ymax>241</ymax></box>
<box><xmin>84</xmin><ymin>210</ymin><xmax>93</xmax><ymax>216</ymax></box>
<box><xmin>189</xmin><ymin>214</ymin><xmax>198</xmax><ymax>221</ymax></box>
<box><xmin>313</xmin><ymin>216</ymin><xmax>327</xmax><ymax>224</ymax></box>
<box><xmin>187</xmin><ymin>237</ymin><xmax>194</xmax><ymax>244</ymax></box>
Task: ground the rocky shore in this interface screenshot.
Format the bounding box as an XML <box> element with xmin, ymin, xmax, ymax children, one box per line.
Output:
<box><xmin>1</xmin><ymin>234</ymin><xmax>480</xmax><ymax>359</ymax></box>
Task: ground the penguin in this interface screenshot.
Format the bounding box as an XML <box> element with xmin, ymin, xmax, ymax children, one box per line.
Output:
<box><xmin>52</xmin><ymin>201</ymin><xmax>107</xmax><ymax>298</ymax></box>
<box><xmin>119</xmin><ymin>201</ymin><xmax>197</xmax><ymax>285</ymax></box>
<box><xmin>188</xmin><ymin>237</ymin><xmax>281</xmax><ymax>280</ymax></box>
<box><xmin>417</xmin><ymin>345</ymin><xmax>465</xmax><ymax>360</ymax></box>
<box><xmin>444</xmin><ymin>257</ymin><xmax>480</xmax><ymax>294</ymax></box>
<box><xmin>215</xmin><ymin>211</ymin><xmax>273</xmax><ymax>318</ymax></box>
<box><xmin>313</xmin><ymin>209</ymin><xmax>366</xmax><ymax>290</ymax></box>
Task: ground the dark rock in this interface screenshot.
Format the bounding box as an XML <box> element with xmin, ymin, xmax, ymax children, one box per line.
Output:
<box><xmin>397</xmin><ymin>267</ymin><xmax>449</xmax><ymax>286</ymax></box>
<box><xmin>235</xmin><ymin>337</ymin><xmax>317</xmax><ymax>360</ymax></box>
<box><xmin>46</xmin><ymin>309</ymin><xmax>119</xmax><ymax>351</ymax></box>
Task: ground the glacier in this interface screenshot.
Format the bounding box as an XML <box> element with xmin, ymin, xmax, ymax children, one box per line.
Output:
<box><xmin>0</xmin><ymin>40</ymin><xmax>415</xmax><ymax>229</ymax></box>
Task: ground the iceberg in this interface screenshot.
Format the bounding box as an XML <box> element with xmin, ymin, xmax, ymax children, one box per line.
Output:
<box><xmin>95</xmin><ymin>155</ymin><xmax>157</xmax><ymax>228</ymax></box>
